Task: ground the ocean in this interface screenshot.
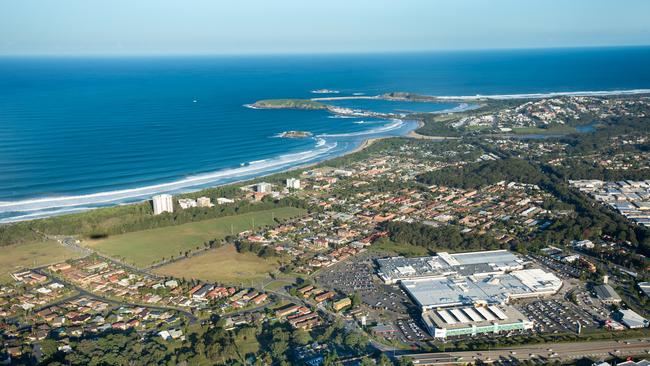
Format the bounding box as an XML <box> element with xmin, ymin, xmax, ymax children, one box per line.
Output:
<box><xmin>1</xmin><ymin>47</ymin><xmax>650</xmax><ymax>222</ymax></box>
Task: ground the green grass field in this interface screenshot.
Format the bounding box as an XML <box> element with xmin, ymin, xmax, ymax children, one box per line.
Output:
<box><xmin>85</xmin><ymin>207</ymin><xmax>306</xmax><ymax>268</ymax></box>
<box><xmin>153</xmin><ymin>244</ymin><xmax>280</xmax><ymax>285</ymax></box>
<box><xmin>0</xmin><ymin>241</ymin><xmax>82</xmax><ymax>283</ymax></box>
<box><xmin>511</xmin><ymin>125</ymin><xmax>577</xmax><ymax>135</ymax></box>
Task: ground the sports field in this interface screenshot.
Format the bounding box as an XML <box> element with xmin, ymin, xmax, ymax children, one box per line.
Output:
<box><xmin>85</xmin><ymin>207</ymin><xmax>305</xmax><ymax>267</ymax></box>
<box><xmin>0</xmin><ymin>241</ymin><xmax>82</xmax><ymax>283</ymax></box>
<box><xmin>153</xmin><ymin>244</ymin><xmax>280</xmax><ymax>285</ymax></box>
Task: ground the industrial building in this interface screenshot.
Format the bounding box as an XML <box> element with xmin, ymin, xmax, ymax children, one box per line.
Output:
<box><xmin>594</xmin><ymin>284</ymin><xmax>622</xmax><ymax>304</ymax></box>
<box><xmin>152</xmin><ymin>194</ymin><xmax>173</xmax><ymax>215</ymax></box>
<box><xmin>615</xmin><ymin>309</ymin><xmax>649</xmax><ymax>329</ymax></box>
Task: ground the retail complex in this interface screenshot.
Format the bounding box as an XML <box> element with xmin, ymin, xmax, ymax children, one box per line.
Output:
<box><xmin>376</xmin><ymin>250</ymin><xmax>563</xmax><ymax>338</ymax></box>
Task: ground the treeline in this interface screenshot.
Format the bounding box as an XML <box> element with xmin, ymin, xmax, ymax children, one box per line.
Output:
<box><xmin>551</xmin><ymin>159</ymin><xmax>650</xmax><ymax>181</ymax></box>
<box><xmin>414</xmin><ymin>154</ymin><xmax>649</xmax><ymax>267</ymax></box>
<box><xmin>0</xmin><ymin>196</ymin><xmax>308</xmax><ymax>247</ymax></box>
<box><xmin>417</xmin><ymin>158</ymin><xmax>546</xmax><ymax>189</ymax></box>
<box><xmin>18</xmin><ymin>316</ymin><xmax>399</xmax><ymax>366</ymax></box>
<box><xmin>235</xmin><ymin>240</ymin><xmax>278</xmax><ymax>258</ymax></box>
<box><xmin>541</xmin><ymin>164</ymin><xmax>650</xmax><ymax>260</ymax></box>
<box><xmin>382</xmin><ymin>222</ymin><xmax>505</xmax><ymax>253</ymax></box>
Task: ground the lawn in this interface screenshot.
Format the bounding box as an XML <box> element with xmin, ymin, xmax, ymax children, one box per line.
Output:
<box><xmin>153</xmin><ymin>244</ymin><xmax>281</xmax><ymax>285</ymax></box>
<box><xmin>0</xmin><ymin>241</ymin><xmax>82</xmax><ymax>283</ymax></box>
<box><xmin>511</xmin><ymin>125</ymin><xmax>577</xmax><ymax>135</ymax></box>
<box><xmin>85</xmin><ymin>207</ymin><xmax>306</xmax><ymax>268</ymax></box>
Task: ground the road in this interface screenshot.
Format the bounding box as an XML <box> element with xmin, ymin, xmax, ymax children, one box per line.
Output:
<box><xmin>31</xmin><ymin>267</ymin><xmax>199</xmax><ymax>324</ymax></box>
<box><xmin>398</xmin><ymin>337</ymin><xmax>650</xmax><ymax>365</ymax></box>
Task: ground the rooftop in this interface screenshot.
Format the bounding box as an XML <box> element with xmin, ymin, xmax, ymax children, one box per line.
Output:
<box><xmin>594</xmin><ymin>284</ymin><xmax>622</xmax><ymax>302</ymax></box>
<box><xmin>377</xmin><ymin>250</ymin><xmax>525</xmax><ymax>283</ymax></box>
<box><xmin>422</xmin><ymin>304</ymin><xmax>530</xmax><ymax>331</ymax></box>
<box><xmin>402</xmin><ymin>269</ymin><xmax>562</xmax><ymax>309</ymax></box>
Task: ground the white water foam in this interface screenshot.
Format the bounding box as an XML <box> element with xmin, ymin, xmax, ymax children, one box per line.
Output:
<box><xmin>433</xmin><ymin>89</ymin><xmax>650</xmax><ymax>100</ymax></box>
<box><xmin>314</xmin><ymin>138</ymin><xmax>326</xmax><ymax>147</ymax></box>
<box><xmin>327</xmin><ymin>115</ymin><xmax>357</xmax><ymax>119</ymax></box>
<box><xmin>318</xmin><ymin>120</ymin><xmax>405</xmax><ymax>138</ymax></box>
<box><xmin>0</xmin><ymin>141</ymin><xmax>339</xmax><ymax>220</ymax></box>
<box><xmin>248</xmin><ymin>159</ymin><xmax>268</xmax><ymax>165</ymax></box>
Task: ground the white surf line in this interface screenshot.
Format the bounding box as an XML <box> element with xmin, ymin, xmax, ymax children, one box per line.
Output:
<box><xmin>312</xmin><ymin>88</ymin><xmax>650</xmax><ymax>102</ymax></box>
<box><xmin>432</xmin><ymin>89</ymin><xmax>650</xmax><ymax>100</ymax></box>
<box><xmin>312</xmin><ymin>95</ymin><xmax>380</xmax><ymax>101</ymax></box>
<box><xmin>0</xmin><ymin>142</ymin><xmax>339</xmax><ymax>214</ymax></box>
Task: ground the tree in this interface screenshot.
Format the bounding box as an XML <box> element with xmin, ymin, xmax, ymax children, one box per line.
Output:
<box><xmin>291</xmin><ymin>329</ymin><xmax>312</xmax><ymax>346</ymax></box>
<box><xmin>39</xmin><ymin>339</ymin><xmax>59</xmax><ymax>361</ymax></box>
<box><xmin>351</xmin><ymin>292</ymin><xmax>362</xmax><ymax>308</ymax></box>
<box><xmin>377</xmin><ymin>354</ymin><xmax>392</xmax><ymax>366</ymax></box>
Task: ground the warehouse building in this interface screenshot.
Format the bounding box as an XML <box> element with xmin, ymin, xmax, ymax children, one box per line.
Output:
<box><xmin>615</xmin><ymin>309</ymin><xmax>649</xmax><ymax>329</ymax></box>
<box><xmin>594</xmin><ymin>284</ymin><xmax>622</xmax><ymax>305</ymax></box>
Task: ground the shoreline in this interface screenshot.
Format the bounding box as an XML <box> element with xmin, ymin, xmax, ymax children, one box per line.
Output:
<box><xmin>311</xmin><ymin>89</ymin><xmax>650</xmax><ymax>103</ymax></box>
<box><xmin>407</xmin><ymin>120</ymin><xmax>460</xmax><ymax>140</ymax></box>
<box><xmin>0</xmin><ymin>121</ymin><xmax>418</xmax><ymax>224</ymax></box>
<box><xmin>7</xmin><ymin>85</ymin><xmax>596</xmax><ymax>225</ymax></box>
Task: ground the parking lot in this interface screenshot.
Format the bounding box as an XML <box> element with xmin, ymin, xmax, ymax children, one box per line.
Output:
<box><xmin>529</xmin><ymin>254</ymin><xmax>583</xmax><ymax>279</ymax></box>
<box><xmin>517</xmin><ymin>298</ymin><xmax>601</xmax><ymax>334</ymax></box>
<box><xmin>395</xmin><ymin>318</ymin><xmax>429</xmax><ymax>343</ymax></box>
<box><xmin>315</xmin><ymin>252</ymin><xmax>415</xmax><ymax>316</ymax></box>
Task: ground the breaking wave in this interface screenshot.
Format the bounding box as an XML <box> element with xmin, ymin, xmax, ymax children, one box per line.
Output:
<box><xmin>433</xmin><ymin>89</ymin><xmax>650</xmax><ymax>100</ymax></box>
<box><xmin>0</xmin><ymin>141</ymin><xmax>339</xmax><ymax>221</ymax></box>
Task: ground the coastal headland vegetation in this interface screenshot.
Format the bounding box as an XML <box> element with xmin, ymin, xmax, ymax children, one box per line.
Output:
<box><xmin>249</xmin><ymin>99</ymin><xmax>327</xmax><ymax>110</ymax></box>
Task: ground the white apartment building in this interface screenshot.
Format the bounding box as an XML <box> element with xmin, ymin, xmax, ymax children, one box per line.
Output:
<box><xmin>255</xmin><ymin>182</ymin><xmax>273</xmax><ymax>193</ymax></box>
<box><xmin>286</xmin><ymin>178</ymin><xmax>301</xmax><ymax>189</ymax></box>
<box><xmin>152</xmin><ymin>194</ymin><xmax>174</xmax><ymax>215</ymax></box>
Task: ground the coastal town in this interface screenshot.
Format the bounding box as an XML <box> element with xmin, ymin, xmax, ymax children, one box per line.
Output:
<box><xmin>1</xmin><ymin>94</ymin><xmax>650</xmax><ymax>365</ymax></box>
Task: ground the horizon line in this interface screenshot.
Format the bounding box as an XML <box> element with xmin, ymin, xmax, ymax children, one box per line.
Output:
<box><xmin>1</xmin><ymin>43</ymin><xmax>649</xmax><ymax>58</ymax></box>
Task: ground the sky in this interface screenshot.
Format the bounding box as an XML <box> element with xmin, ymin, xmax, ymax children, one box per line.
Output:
<box><xmin>1</xmin><ymin>0</ymin><xmax>649</xmax><ymax>56</ymax></box>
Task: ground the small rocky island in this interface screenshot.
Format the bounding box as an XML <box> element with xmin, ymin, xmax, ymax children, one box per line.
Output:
<box><xmin>278</xmin><ymin>131</ymin><xmax>313</xmax><ymax>138</ymax></box>
<box><xmin>248</xmin><ymin>99</ymin><xmax>328</xmax><ymax>110</ymax></box>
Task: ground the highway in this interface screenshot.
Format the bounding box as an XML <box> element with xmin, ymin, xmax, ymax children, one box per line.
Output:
<box><xmin>397</xmin><ymin>337</ymin><xmax>650</xmax><ymax>364</ymax></box>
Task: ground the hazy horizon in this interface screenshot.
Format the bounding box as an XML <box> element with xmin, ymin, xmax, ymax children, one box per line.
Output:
<box><xmin>1</xmin><ymin>45</ymin><xmax>649</xmax><ymax>59</ymax></box>
<box><xmin>2</xmin><ymin>0</ymin><xmax>650</xmax><ymax>56</ymax></box>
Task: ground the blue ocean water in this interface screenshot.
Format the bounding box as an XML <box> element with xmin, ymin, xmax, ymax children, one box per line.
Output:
<box><xmin>1</xmin><ymin>47</ymin><xmax>650</xmax><ymax>221</ymax></box>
